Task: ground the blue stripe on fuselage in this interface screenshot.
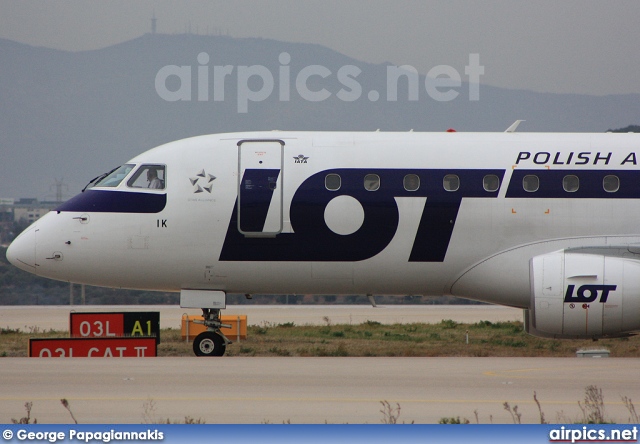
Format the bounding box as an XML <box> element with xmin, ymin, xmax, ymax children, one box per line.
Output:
<box><xmin>506</xmin><ymin>170</ymin><xmax>640</xmax><ymax>199</ymax></box>
<box><xmin>55</xmin><ymin>190</ymin><xmax>166</xmax><ymax>213</ymax></box>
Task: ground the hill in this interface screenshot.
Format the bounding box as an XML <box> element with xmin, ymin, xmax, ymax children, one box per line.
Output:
<box><xmin>609</xmin><ymin>125</ymin><xmax>640</xmax><ymax>133</ymax></box>
<box><xmin>1</xmin><ymin>33</ymin><xmax>639</xmax><ymax>199</ymax></box>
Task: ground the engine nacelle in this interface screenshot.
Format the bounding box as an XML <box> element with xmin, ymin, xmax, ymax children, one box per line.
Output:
<box><xmin>525</xmin><ymin>251</ymin><xmax>640</xmax><ymax>339</ymax></box>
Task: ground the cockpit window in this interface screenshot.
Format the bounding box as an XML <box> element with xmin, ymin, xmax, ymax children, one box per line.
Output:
<box><xmin>87</xmin><ymin>164</ymin><xmax>135</xmax><ymax>189</ymax></box>
<box><xmin>127</xmin><ymin>164</ymin><xmax>166</xmax><ymax>189</ymax></box>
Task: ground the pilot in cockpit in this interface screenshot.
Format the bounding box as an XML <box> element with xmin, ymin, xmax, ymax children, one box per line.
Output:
<box><xmin>147</xmin><ymin>168</ymin><xmax>163</xmax><ymax>189</ymax></box>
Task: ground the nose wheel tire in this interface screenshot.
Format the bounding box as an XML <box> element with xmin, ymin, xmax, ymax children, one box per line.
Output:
<box><xmin>193</xmin><ymin>331</ymin><xmax>226</xmax><ymax>357</ymax></box>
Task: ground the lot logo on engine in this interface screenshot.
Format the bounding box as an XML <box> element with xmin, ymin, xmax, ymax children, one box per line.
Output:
<box><xmin>564</xmin><ymin>284</ymin><xmax>617</xmax><ymax>303</ymax></box>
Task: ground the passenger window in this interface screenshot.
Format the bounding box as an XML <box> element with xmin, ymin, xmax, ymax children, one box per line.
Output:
<box><xmin>364</xmin><ymin>174</ymin><xmax>380</xmax><ymax>191</ymax></box>
<box><xmin>523</xmin><ymin>175</ymin><xmax>539</xmax><ymax>192</ymax></box>
<box><xmin>563</xmin><ymin>175</ymin><xmax>579</xmax><ymax>192</ymax></box>
<box><xmin>603</xmin><ymin>175</ymin><xmax>619</xmax><ymax>193</ymax></box>
<box><xmin>483</xmin><ymin>175</ymin><xmax>500</xmax><ymax>192</ymax></box>
<box><xmin>127</xmin><ymin>165</ymin><xmax>166</xmax><ymax>189</ymax></box>
<box><xmin>325</xmin><ymin>174</ymin><xmax>341</xmax><ymax>191</ymax></box>
<box><xmin>443</xmin><ymin>174</ymin><xmax>459</xmax><ymax>192</ymax></box>
<box><xmin>403</xmin><ymin>174</ymin><xmax>420</xmax><ymax>191</ymax></box>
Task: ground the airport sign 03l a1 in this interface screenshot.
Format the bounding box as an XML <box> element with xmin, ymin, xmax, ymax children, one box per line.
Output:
<box><xmin>69</xmin><ymin>311</ymin><xmax>160</xmax><ymax>343</ymax></box>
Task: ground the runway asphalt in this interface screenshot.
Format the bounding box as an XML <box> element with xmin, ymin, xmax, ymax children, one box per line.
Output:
<box><xmin>1</xmin><ymin>357</ymin><xmax>638</xmax><ymax>424</ymax></box>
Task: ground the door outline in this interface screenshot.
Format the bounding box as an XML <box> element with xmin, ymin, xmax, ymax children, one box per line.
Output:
<box><xmin>237</xmin><ymin>139</ymin><xmax>285</xmax><ymax>237</ymax></box>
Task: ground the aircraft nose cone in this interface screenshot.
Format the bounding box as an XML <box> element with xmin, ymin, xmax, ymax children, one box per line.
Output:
<box><xmin>6</xmin><ymin>228</ymin><xmax>37</xmax><ymax>273</ymax></box>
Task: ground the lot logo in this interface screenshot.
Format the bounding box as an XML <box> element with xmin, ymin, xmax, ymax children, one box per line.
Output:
<box><xmin>220</xmin><ymin>167</ymin><xmax>504</xmax><ymax>262</ymax></box>
<box><xmin>564</xmin><ymin>284</ymin><xmax>617</xmax><ymax>303</ymax></box>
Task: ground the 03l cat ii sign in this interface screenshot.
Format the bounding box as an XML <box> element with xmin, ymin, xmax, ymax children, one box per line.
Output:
<box><xmin>29</xmin><ymin>337</ymin><xmax>157</xmax><ymax>357</ymax></box>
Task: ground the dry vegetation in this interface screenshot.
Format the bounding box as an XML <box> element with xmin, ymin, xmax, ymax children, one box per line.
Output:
<box><xmin>12</xmin><ymin>387</ymin><xmax>640</xmax><ymax>424</ymax></box>
<box><xmin>167</xmin><ymin>319</ymin><xmax>640</xmax><ymax>358</ymax></box>
<box><xmin>3</xmin><ymin>319</ymin><xmax>639</xmax><ymax>357</ymax></box>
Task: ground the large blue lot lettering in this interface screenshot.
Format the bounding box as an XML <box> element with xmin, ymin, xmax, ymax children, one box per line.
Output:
<box><xmin>220</xmin><ymin>168</ymin><xmax>504</xmax><ymax>262</ymax></box>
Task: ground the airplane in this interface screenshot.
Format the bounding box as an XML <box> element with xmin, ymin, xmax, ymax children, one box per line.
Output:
<box><xmin>6</xmin><ymin>129</ymin><xmax>640</xmax><ymax>356</ymax></box>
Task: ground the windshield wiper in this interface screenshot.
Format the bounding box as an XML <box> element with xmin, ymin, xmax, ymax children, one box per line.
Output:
<box><xmin>82</xmin><ymin>167</ymin><xmax>118</xmax><ymax>192</ymax></box>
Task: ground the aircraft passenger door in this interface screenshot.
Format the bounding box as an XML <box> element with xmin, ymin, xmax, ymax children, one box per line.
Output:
<box><xmin>237</xmin><ymin>140</ymin><xmax>284</xmax><ymax>237</ymax></box>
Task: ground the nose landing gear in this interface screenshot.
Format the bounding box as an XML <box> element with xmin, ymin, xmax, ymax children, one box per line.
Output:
<box><xmin>180</xmin><ymin>289</ymin><xmax>231</xmax><ymax>357</ymax></box>
<box><xmin>192</xmin><ymin>308</ymin><xmax>231</xmax><ymax>357</ymax></box>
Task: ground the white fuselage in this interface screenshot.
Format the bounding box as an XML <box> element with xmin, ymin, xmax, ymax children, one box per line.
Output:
<box><xmin>8</xmin><ymin>131</ymin><xmax>640</xmax><ymax>311</ymax></box>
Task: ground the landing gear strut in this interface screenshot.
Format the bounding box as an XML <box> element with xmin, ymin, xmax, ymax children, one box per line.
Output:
<box><xmin>180</xmin><ymin>290</ymin><xmax>231</xmax><ymax>357</ymax></box>
<box><xmin>192</xmin><ymin>308</ymin><xmax>232</xmax><ymax>357</ymax></box>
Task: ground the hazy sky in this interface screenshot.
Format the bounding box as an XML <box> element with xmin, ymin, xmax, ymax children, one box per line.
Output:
<box><xmin>1</xmin><ymin>0</ymin><xmax>639</xmax><ymax>95</ymax></box>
